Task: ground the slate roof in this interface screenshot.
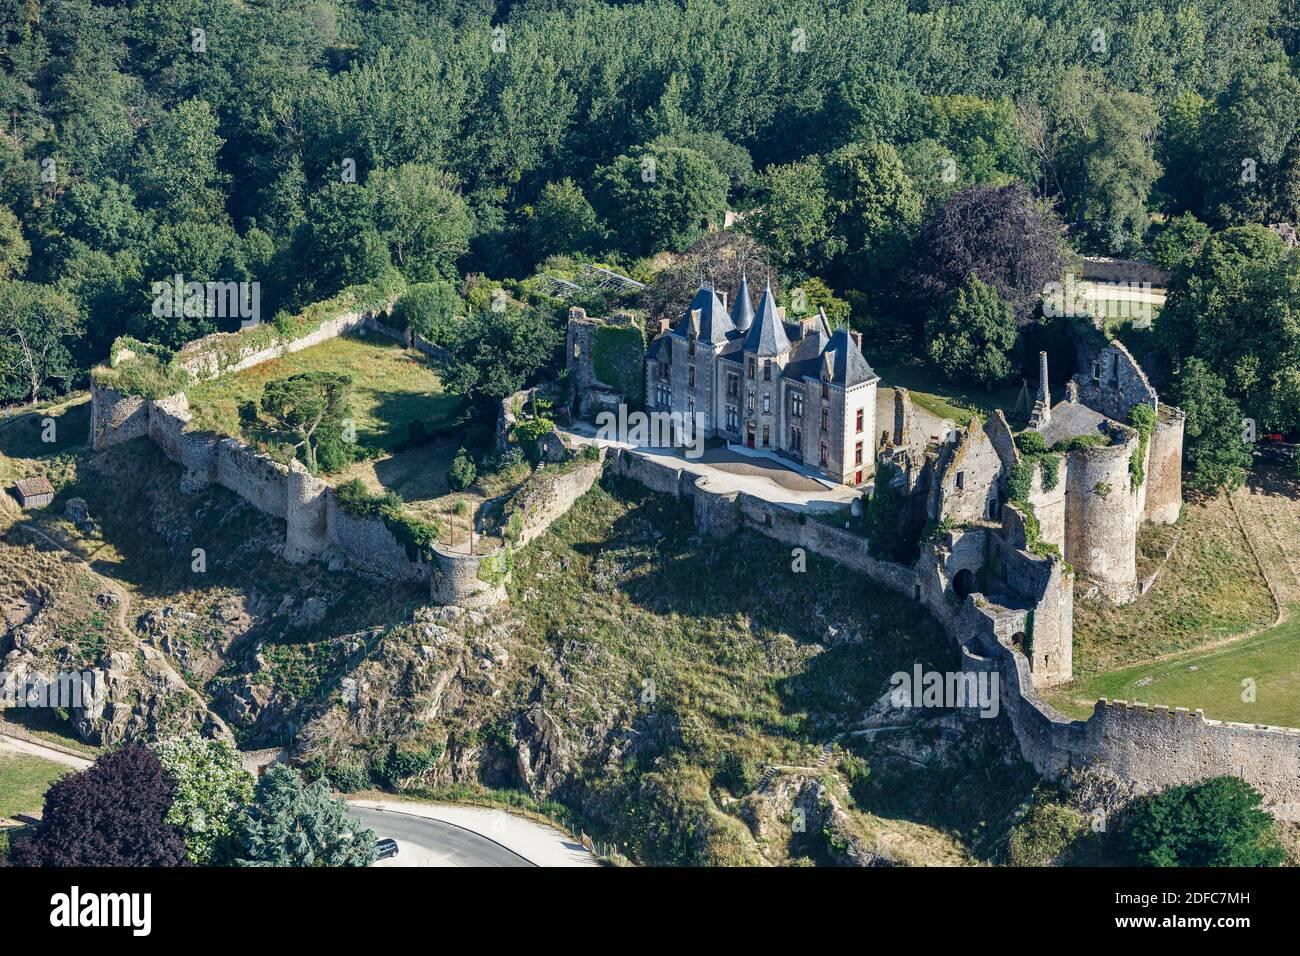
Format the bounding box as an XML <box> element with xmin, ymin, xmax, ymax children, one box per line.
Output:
<box><xmin>742</xmin><ymin>283</ymin><xmax>791</xmax><ymax>356</ymax></box>
<box><xmin>671</xmin><ymin>283</ymin><xmax>733</xmax><ymax>346</ymax></box>
<box><xmin>731</xmin><ymin>273</ymin><xmax>755</xmax><ymax>333</ymax></box>
<box><xmin>824</xmin><ymin>329</ymin><xmax>877</xmax><ymax>387</ymax></box>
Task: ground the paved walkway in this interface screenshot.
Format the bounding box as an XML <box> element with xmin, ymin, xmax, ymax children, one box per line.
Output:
<box><xmin>348</xmin><ymin>798</ymin><xmax>598</xmax><ymax>867</ymax></box>
<box><xmin>0</xmin><ymin>732</ymin><xmax>92</xmax><ymax>771</ymax></box>
<box><xmin>560</xmin><ymin>423</ymin><xmax>860</xmax><ymax>512</ymax></box>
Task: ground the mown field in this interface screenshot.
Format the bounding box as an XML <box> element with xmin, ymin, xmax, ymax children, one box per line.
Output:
<box><xmin>184</xmin><ymin>335</ymin><xmax>463</xmax><ymax>456</ymax></box>
<box><xmin>0</xmin><ymin>751</ymin><xmax>69</xmax><ymax>819</ymax></box>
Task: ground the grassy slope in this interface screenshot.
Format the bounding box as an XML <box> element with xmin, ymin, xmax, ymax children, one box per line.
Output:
<box><xmin>1047</xmin><ymin>493</ymin><xmax>1280</xmax><ymax>720</ymax></box>
<box><xmin>482</xmin><ymin>477</ymin><xmax>1037</xmax><ymax>864</ymax></box>
<box><xmin>1047</xmin><ymin>608</ymin><xmax>1300</xmax><ymax>725</ymax></box>
<box><xmin>0</xmin><ymin>752</ymin><xmax>69</xmax><ymax>818</ymax></box>
<box><xmin>185</xmin><ymin>334</ymin><xmax>462</xmax><ymax>454</ymax></box>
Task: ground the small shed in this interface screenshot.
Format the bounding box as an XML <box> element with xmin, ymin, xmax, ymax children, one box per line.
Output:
<box><xmin>13</xmin><ymin>476</ymin><xmax>55</xmax><ymax>510</ymax></box>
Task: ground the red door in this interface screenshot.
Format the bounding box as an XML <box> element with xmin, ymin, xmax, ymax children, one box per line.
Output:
<box><xmin>746</xmin><ymin>425</ymin><xmax>755</xmax><ymax>448</ymax></box>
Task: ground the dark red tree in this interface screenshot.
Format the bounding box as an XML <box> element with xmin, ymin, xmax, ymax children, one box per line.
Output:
<box><xmin>10</xmin><ymin>743</ymin><xmax>188</xmax><ymax>867</ymax></box>
<box><xmin>911</xmin><ymin>183</ymin><xmax>1065</xmax><ymax>326</ymax></box>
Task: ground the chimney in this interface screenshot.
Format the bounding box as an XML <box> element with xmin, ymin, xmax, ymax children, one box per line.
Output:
<box><xmin>719</xmin><ymin>291</ymin><xmax>728</xmax><ymax>311</ymax></box>
<box><xmin>851</xmin><ymin>331</ymin><xmax>863</xmax><ymax>351</ymax></box>
<box><xmin>1038</xmin><ymin>351</ymin><xmax>1051</xmax><ymax>407</ymax></box>
<box><xmin>659</xmin><ymin>318</ymin><xmax>671</xmax><ymax>336</ymax></box>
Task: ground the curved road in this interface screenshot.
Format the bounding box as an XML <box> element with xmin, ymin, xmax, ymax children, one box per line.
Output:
<box><xmin>349</xmin><ymin>805</ymin><xmax>534</xmax><ymax>867</ymax></box>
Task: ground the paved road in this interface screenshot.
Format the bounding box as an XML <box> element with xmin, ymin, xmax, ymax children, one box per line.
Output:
<box><xmin>0</xmin><ymin>731</ymin><xmax>92</xmax><ymax>770</ymax></box>
<box><xmin>349</xmin><ymin>805</ymin><xmax>534</xmax><ymax>868</ymax></box>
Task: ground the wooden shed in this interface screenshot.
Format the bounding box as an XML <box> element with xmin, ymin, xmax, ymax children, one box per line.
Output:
<box><xmin>13</xmin><ymin>476</ymin><xmax>55</xmax><ymax>510</ymax></box>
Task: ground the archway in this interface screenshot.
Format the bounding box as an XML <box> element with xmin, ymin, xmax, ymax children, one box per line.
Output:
<box><xmin>952</xmin><ymin>568</ymin><xmax>976</xmax><ymax>600</ymax></box>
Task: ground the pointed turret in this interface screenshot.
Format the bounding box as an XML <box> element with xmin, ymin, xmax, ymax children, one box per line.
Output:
<box><xmin>742</xmin><ymin>282</ymin><xmax>791</xmax><ymax>357</ymax></box>
<box><xmin>731</xmin><ymin>272</ymin><xmax>755</xmax><ymax>333</ymax></box>
<box><xmin>673</xmin><ymin>282</ymin><xmax>733</xmax><ymax>346</ymax></box>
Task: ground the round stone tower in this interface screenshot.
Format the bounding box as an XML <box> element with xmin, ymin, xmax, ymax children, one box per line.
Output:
<box><xmin>1064</xmin><ymin>436</ymin><xmax>1139</xmax><ymax>601</ymax></box>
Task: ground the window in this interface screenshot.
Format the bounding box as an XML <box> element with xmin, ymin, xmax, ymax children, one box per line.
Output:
<box><xmin>748</xmin><ymin>358</ymin><xmax>756</xmax><ymax>380</ymax></box>
<box><xmin>956</xmin><ymin>471</ymin><xmax>965</xmax><ymax>490</ymax></box>
<box><xmin>1091</xmin><ymin>361</ymin><xmax>1101</xmax><ymax>383</ymax></box>
<box><xmin>659</xmin><ymin>362</ymin><xmax>670</xmax><ymax>381</ymax></box>
<box><xmin>727</xmin><ymin>373</ymin><xmax>739</xmax><ymax>398</ymax></box>
<box><xmin>762</xmin><ymin>393</ymin><xmax>771</xmax><ymax>415</ymax></box>
<box><xmin>790</xmin><ymin>392</ymin><xmax>804</xmax><ymax>419</ymax></box>
<box><xmin>726</xmin><ymin>405</ymin><xmax>738</xmax><ymax>431</ymax></box>
<box><xmin>820</xmin><ymin>442</ymin><xmax>829</xmax><ymax>466</ymax></box>
<box><xmin>790</xmin><ymin>427</ymin><xmax>802</xmax><ymax>452</ymax></box>
<box><xmin>688</xmin><ymin>366</ymin><xmax>696</xmax><ymax>388</ymax></box>
<box><xmin>763</xmin><ymin>359</ymin><xmax>772</xmax><ymax>382</ymax></box>
<box><xmin>687</xmin><ymin>397</ymin><xmax>695</xmax><ymax>415</ymax></box>
<box><xmin>856</xmin><ymin>409</ymin><xmax>864</xmax><ymax>433</ymax></box>
<box><xmin>762</xmin><ymin>425</ymin><xmax>770</xmax><ymax>447</ymax></box>
<box><xmin>688</xmin><ymin>334</ymin><xmax>696</xmax><ymax>357</ymax></box>
<box><xmin>656</xmin><ymin>384</ymin><xmax>671</xmax><ymax>407</ymax></box>
<box><xmin>821</xmin><ymin>381</ymin><xmax>829</xmax><ymax>401</ymax></box>
<box><xmin>747</xmin><ymin>388</ymin><xmax>754</xmax><ymax>413</ymax></box>
<box><xmin>821</xmin><ymin>408</ymin><xmax>829</xmax><ymax>432</ymax></box>
<box><xmin>854</xmin><ymin>442</ymin><xmax>863</xmax><ymax>466</ymax></box>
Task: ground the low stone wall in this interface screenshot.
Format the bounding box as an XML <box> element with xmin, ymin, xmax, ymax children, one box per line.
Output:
<box><xmin>503</xmin><ymin>458</ymin><xmax>605</xmax><ymax>548</ymax></box>
<box><xmin>89</xmin><ymin>384</ymin><xmax>150</xmax><ymax>450</ymax></box>
<box><xmin>1079</xmin><ymin>257</ymin><xmax>1171</xmax><ymax>287</ymax></box>
<box><xmin>174</xmin><ymin>307</ymin><xmax>380</xmax><ymax>382</ymax></box>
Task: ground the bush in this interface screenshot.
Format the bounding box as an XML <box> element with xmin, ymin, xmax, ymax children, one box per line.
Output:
<box><xmin>325</xmin><ymin>761</ymin><xmax>372</xmax><ymax>794</ymax></box>
<box><xmin>1006</xmin><ymin>797</ymin><xmax>1089</xmax><ymax>866</ymax></box>
<box><xmin>449</xmin><ymin>447</ymin><xmax>477</xmax><ymax>490</ymax></box>
<box><xmin>1123</xmin><ymin>776</ymin><xmax>1284</xmax><ymax>867</ymax></box>
<box><xmin>1015</xmin><ymin>431</ymin><xmax>1047</xmax><ymax>455</ymax></box>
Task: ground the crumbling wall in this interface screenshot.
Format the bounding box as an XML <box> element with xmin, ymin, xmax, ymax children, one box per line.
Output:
<box><xmin>936</xmin><ymin>418</ymin><xmax>1001</xmax><ymax>524</ymax></box>
<box><xmin>89</xmin><ymin>383</ymin><xmax>150</xmax><ymax>450</ymax></box>
<box><xmin>502</xmin><ymin>457</ymin><xmax>605</xmax><ymax>548</ymax></box>
<box><xmin>1144</xmin><ymin>406</ymin><xmax>1185</xmax><ymax>525</ymax></box>
<box><xmin>428</xmin><ymin>545</ymin><xmax>509</xmax><ymax>608</ymax></box>
<box><xmin>1072</xmin><ymin>339</ymin><xmax>1157</xmax><ymax>423</ymax></box>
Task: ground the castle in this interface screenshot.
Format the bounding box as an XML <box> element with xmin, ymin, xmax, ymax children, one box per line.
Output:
<box><xmin>570</xmin><ymin>280</ymin><xmax>1187</xmax><ymax>690</ymax></box>
<box><xmin>642</xmin><ymin>277</ymin><xmax>879</xmax><ymax>486</ymax></box>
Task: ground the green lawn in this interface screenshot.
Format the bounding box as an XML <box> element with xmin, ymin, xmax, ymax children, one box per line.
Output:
<box><xmin>1046</xmin><ymin>608</ymin><xmax>1300</xmax><ymax>727</ymax></box>
<box><xmin>185</xmin><ymin>334</ymin><xmax>464</xmax><ymax>456</ymax></box>
<box><xmin>0</xmin><ymin>751</ymin><xmax>69</xmax><ymax>818</ymax></box>
<box><xmin>0</xmin><ymin>398</ymin><xmax>91</xmax><ymax>485</ymax></box>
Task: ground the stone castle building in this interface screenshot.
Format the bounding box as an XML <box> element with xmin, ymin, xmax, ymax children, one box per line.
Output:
<box><xmin>642</xmin><ymin>277</ymin><xmax>879</xmax><ymax>485</ymax></box>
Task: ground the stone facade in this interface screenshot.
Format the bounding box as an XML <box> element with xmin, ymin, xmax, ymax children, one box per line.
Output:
<box><xmin>636</xmin><ymin>280</ymin><xmax>879</xmax><ymax>486</ymax></box>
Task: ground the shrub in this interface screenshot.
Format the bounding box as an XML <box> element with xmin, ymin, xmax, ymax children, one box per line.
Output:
<box><xmin>1123</xmin><ymin>776</ymin><xmax>1284</xmax><ymax>867</ymax></box>
<box><xmin>449</xmin><ymin>447</ymin><xmax>477</xmax><ymax>490</ymax></box>
<box><xmin>1015</xmin><ymin>431</ymin><xmax>1047</xmax><ymax>455</ymax></box>
<box><xmin>1007</xmin><ymin>459</ymin><xmax>1035</xmax><ymax>503</ymax></box>
<box><xmin>1006</xmin><ymin>796</ymin><xmax>1089</xmax><ymax>866</ymax></box>
<box><xmin>325</xmin><ymin>761</ymin><xmax>372</xmax><ymax>794</ymax></box>
<box><xmin>1039</xmin><ymin>452</ymin><xmax>1061</xmax><ymax>492</ymax></box>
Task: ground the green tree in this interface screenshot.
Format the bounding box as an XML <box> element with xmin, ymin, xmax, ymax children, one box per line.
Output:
<box><xmin>0</xmin><ymin>281</ymin><xmax>83</xmax><ymax>405</ymax></box>
<box><xmin>1124</xmin><ymin>776</ymin><xmax>1284</xmax><ymax>867</ymax></box>
<box><xmin>134</xmin><ymin>98</ymin><xmax>230</xmax><ymax>223</ymax></box>
<box><xmin>925</xmin><ymin>275</ymin><xmax>1018</xmax><ymax>386</ymax></box>
<box><xmin>1199</xmin><ymin>59</ymin><xmax>1300</xmax><ymax>226</ymax></box>
<box><xmin>368</xmin><ymin>164</ymin><xmax>472</xmax><ymax>281</ymax></box>
<box><xmin>1149</xmin><ymin>213</ymin><xmax>1210</xmax><ymax>271</ymax></box>
<box><xmin>260</xmin><ymin>371</ymin><xmax>355</xmax><ymax>474</ymax></box>
<box><xmin>591</xmin><ymin>146</ymin><xmax>728</xmax><ymax>257</ymax></box>
<box><xmin>152</xmin><ymin>734</ymin><xmax>255</xmax><ymax>865</ymax></box>
<box><xmin>1157</xmin><ymin>225</ymin><xmax>1300</xmax><ymax>432</ymax></box>
<box><xmin>1059</xmin><ymin>86</ymin><xmax>1162</xmax><ymax>253</ymax></box>
<box><xmin>1169</xmin><ymin>358</ymin><xmax>1253</xmax><ymax>493</ymax></box>
<box><xmin>234</xmin><ymin>765</ymin><xmax>377</xmax><ymax>867</ymax></box>
<box><xmin>441</xmin><ymin>304</ymin><xmax>561</xmax><ymax>402</ymax></box>
<box><xmin>296</xmin><ymin>183</ymin><xmax>391</xmax><ymax>300</ymax></box>
<box><xmin>0</xmin><ymin>205</ymin><xmax>30</xmax><ymax>279</ymax></box>
<box><xmin>529</xmin><ymin>178</ymin><xmax>601</xmax><ymax>259</ymax></box>
<box><xmin>393</xmin><ymin>280</ymin><xmax>464</xmax><ymax>346</ymax></box>
<box><xmin>448</xmin><ymin>447</ymin><xmax>476</xmax><ymax>490</ymax></box>
<box><xmin>747</xmin><ymin>160</ymin><xmax>843</xmax><ymax>273</ymax></box>
<box><xmin>822</xmin><ymin>141</ymin><xmax>923</xmax><ymax>277</ymax></box>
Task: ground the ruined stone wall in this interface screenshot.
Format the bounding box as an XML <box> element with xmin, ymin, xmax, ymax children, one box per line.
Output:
<box><xmin>1027</xmin><ymin>460</ymin><xmax>1067</xmax><ymax>554</ymax></box>
<box><xmin>502</xmin><ymin>458</ymin><xmax>604</xmax><ymax>548</ymax></box>
<box><xmin>428</xmin><ymin>545</ymin><xmax>508</xmax><ymax>608</ymax></box>
<box><xmin>89</xmin><ymin>383</ymin><xmax>150</xmax><ymax>450</ymax></box>
<box><xmin>1079</xmin><ymin>257</ymin><xmax>1171</xmax><ymax>286</ymax></box>
<box><xmin>173</xmin><ymin>307</ymin><xmax>380</xmax><ymax>381</ymax></box>
<box><xmin>936</xmin><ymin>418</ymin><xmax>1001</xmax><ymax>524</ymax></box>
<box><xmin>1063</xmin><ymin>438</ymin><xmax>1138</xmax><ymax>601</ymax></box>
<box><xmin>1072</xmin><ymin>340</ymin><xmax>1157</xmax><ymax>423</ymax></box>
<box><xmin>1144</xmin><ymin>406</ymin><xmax>1185</xmax><ymax>525</ymax></box>
<box><xmin>324</xmin><ymin>496</ymin><xmax>427</xmax><ymax>582</ymax></box>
